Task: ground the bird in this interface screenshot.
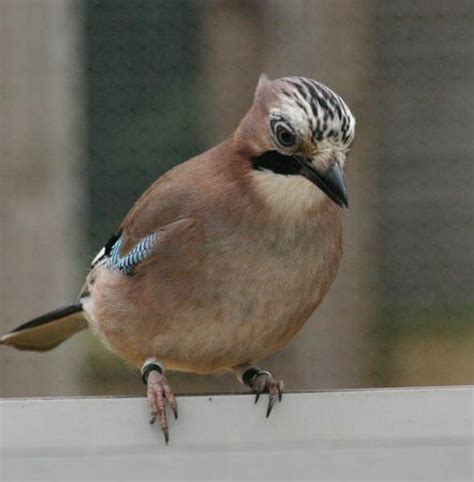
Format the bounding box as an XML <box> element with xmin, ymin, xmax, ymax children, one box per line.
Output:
<box><xmin>1</xmin><ymin>74</ymin><xmax>355</xmax><ymax>443</ymax></box>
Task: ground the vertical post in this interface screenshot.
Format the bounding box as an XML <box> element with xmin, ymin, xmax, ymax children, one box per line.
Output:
<box><xmin>0</xmin><ymin>0</ymin><xmax>86</xmax><ymax>396</ymax></box>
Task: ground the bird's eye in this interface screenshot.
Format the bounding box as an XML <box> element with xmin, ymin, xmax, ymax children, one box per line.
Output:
<box><xmin>275</xmin><ymin>124</ymin><xmax>297</xmax><ymax>147</ymax></box>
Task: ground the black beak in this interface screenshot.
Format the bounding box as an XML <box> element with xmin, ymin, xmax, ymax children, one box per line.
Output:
<box><xmin>298</xmin><ymin>158</ymin><xmax>348</xmax><ymax>208</ymax></box>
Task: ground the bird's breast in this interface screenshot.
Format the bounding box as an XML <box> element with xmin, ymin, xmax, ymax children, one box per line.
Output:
<box><xmin>84</xmin><ymin>199</ymin><xmax>342</xmax><ymax>373</ymax></box>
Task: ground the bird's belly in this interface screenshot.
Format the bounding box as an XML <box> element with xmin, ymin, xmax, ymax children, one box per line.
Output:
<box><xmin>84</xmin><ymin>230</ymin><xmax>340</xmax><ymax>373</ymax></box>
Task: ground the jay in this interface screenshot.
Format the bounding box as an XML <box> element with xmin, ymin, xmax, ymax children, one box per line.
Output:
<box><xmin>1</xmin><ymin>75</ymin><xmax>355</xmax><ymax>443</ymax></box>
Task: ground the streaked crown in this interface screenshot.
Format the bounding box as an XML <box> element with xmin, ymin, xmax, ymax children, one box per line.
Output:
<box><xmin>271</xmin><ymin>76</ymin><xmax>355</xmax><ymax>150</ymax></box>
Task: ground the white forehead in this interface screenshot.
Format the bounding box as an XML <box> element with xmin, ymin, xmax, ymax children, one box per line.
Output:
<box><xmin>271</xmin><ymin>77</ymin><xmax>356</xmax><ymax>148</ymax></box>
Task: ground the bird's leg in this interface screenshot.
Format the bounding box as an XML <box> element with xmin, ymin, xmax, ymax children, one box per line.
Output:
<box><xmin>141</xmin><ymin>357</ymin><xmax>177</xmax><ymax>444</ymax></box>
<box><xmin>235</xmin><ymin>364</ymin><xmax>284</xmax><ymax>418</ymax></box>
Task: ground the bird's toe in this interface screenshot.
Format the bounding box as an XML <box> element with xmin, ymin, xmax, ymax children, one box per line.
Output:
<box><xmin>146</xmin><ymin>370</ymin><xmax>177</xmax><ymax>443</ymax></box>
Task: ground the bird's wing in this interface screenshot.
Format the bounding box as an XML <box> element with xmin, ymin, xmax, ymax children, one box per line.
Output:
<box><xmin>118</xmin><ymin>165</ymin><xmax>194</xmax><ymax>254</ymax></box>
<box><xmin>107</xmin><ymin>217</ymin><xmax>205</xmax><ymax>274</ymax></box>
<box><xmin>90</xmin><ymin>162</ymin><xmax>206</xmax><ymax>276</ymax></box>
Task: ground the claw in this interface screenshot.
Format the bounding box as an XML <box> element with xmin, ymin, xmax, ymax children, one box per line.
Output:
<box><xmin>278</xmin><ymin>380</ymin><xmax>284</xmax><ymax>402</ymax></box>
<box><xmin>168</xmin><ymin>400</ymin><xmax>178</xmax><ymax>420</ymax></box>
<box><xmin>266</xmin><ymin>393</ymin><xmax>277</xmax><ymax>418</ymax></box>
<box><xmin>266</xmin><ymin>382</ymin><xmax>281</xmax><ymax>418</ymax></box>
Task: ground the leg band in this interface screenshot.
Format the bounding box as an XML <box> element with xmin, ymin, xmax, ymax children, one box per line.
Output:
<box><xmin>242</xmin><ymin>366</ymin><xmax>271</xmax><ymax>387</ymax></box>
<box><xmin>141</xmin><ymin>357</ymin><xmax>165</xmax><ymax>385</ymax></box>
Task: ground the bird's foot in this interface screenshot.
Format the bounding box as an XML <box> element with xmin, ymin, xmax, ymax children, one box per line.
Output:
<box><xmin>243</xmin><ymin>367</ymin><xmax>284</xmax><ymax>418</ymax></box>
<box><xmin>144</xmin><ymin>366</ymin><xmax>177</xmax><ymax>444</ymax></box>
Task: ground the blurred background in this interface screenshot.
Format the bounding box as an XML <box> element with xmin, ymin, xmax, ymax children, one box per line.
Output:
<box><xmin>1</xmin><ymin>0</ymin><xmax>472</xmax><ymax>397</ymax></box>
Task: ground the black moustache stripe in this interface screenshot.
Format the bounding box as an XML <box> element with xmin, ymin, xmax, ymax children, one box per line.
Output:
<box><xmin>251</xmin><ymin>151</ymin><xmax>301</xmax><ymax>176</ymax></box>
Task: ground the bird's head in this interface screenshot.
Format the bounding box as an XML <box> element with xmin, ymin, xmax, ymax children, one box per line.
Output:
<box><xmin>236</xmin><ymin>74</ymin><xmax>355</xmax><ymax>209</ymax></box>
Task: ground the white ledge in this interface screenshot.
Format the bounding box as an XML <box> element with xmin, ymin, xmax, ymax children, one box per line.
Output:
<box><xmin>1</xmin><ymin>387</ymin><xmax>473</xmax><ymax>481</ymax></box>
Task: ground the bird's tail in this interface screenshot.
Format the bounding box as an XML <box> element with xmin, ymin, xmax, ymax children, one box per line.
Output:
<box><xmin>0</xmin><ymin>304</ymin><xmax>88</xmax><ymax>352</ymax></box>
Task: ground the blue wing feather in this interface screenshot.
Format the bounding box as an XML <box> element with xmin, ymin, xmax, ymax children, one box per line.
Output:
<box><xmin>105</xmin><ymin>233</ymin><xmax>158</xmax><ymax>275</ymax></box>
